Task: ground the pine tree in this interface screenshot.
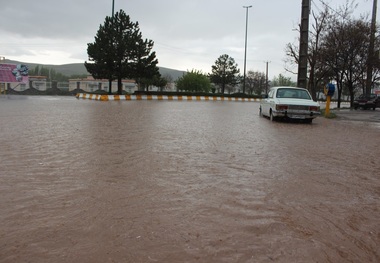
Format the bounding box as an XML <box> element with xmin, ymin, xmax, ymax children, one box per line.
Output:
<box><xmin>85</xmin><ymin>15</ymin><xmax>116</xmax><ymax>94</ymax></box>
<box><xmin>209</xmin><ymin>54</ymin><xmax>240</xmax><ymax>94</ymax></box>
<box><xmin>85</xmin><ymin>10</ymin><xmax>159</xmax><ymax>95</ymax></box>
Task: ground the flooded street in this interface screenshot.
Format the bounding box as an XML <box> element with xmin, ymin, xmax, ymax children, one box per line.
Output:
<box><xmin>0</xmin><ymin>96</ymin><xmax>379</xmax><ymax>262</ymax></box>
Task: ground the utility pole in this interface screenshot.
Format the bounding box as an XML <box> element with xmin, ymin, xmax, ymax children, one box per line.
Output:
<box><xmin>242</xmin><ymin>6</ymin><xmax>252</xmax><ymax>94</ymax></box>
<box><xmin>297</xmin><ymin>0</ymin><xmax>310</xmax><ymax>89</ymax></box>
<box><xmin>366</xmin><ymin>0</ymin><xmax>377</xmax><ymax>95</ymax></box>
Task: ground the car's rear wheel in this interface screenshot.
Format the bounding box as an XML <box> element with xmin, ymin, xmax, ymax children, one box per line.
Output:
<box><xmin>304</xmin><ymin>118</ymin><xmax>313</xmax><ymax>124</ymax></box>
<box><xmin>270</xmin><ymin>110</ymin><xmax>275</xmax><ymax>121</ymax></box>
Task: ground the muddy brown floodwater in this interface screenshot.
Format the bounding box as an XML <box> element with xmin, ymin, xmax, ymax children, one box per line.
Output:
<box><xmin>0</xmin><ymin>95</ymin><xmax>379</xmax><ymax>263</ymax></box>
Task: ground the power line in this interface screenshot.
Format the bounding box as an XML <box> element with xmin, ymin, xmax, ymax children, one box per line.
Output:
<box><xmin>311</xmin><ymin>0</ymin><xmax>359</xmax><ymax>19</ymax></box>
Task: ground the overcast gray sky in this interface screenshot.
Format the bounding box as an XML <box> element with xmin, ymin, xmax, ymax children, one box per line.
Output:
<box><xmin>0</xmin><ymin>0</ymin><xmax>376</xmax><ymax>80</ymax></box>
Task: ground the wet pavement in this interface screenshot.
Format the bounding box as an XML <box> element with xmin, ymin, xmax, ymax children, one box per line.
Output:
<box><xmin>0</xmin><ymin>96</ymin><xmax>379</xmax><ymax>262</ymax></box>
<box><xmin>334</xmin><ymin>108</ymin><xmax>380</xmax><ymax>123</ymax></box>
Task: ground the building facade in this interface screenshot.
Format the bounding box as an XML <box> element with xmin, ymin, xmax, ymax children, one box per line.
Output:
<box><xmin>69</xmin><ymin>76</ymin><xmax>137</xmax><ymax>93</ymax></box>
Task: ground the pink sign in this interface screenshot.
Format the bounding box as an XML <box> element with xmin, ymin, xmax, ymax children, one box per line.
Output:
<box><xmin>0</xmin><ymin>63</ymin><xmax>29</xmax><ymax>84</ymax></box>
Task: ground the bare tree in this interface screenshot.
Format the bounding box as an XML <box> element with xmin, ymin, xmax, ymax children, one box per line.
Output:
<box><xmin>284</xmin><ymin>0</ymin><xmax>366</xmax><ymax>102</ymax></box>
<box><xmin>307</xmin><ymin>5</ymin><xmax>331</xmax><ymax>100</ymax></box>
<box><xmin>162</xmin><ymin>74</ymin><xmax>173</xmax><ymax>92</ymax></box>
<box><xmin>285</xmin><ymin>3</ymin><xmax>331</xmax><ymax>100</ymax></box>
<box><xmin>321</xmin><ymin>18</ymin><xmax>372</xmax><ymax>107</ymax></box>
<box><xmin>246</xmin><ymin>70</ymin><xmax>266</xmax><ymax>95</ymax></box>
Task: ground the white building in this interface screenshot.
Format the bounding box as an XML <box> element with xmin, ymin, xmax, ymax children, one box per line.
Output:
<box><xmin>8</xmin><ymin>76</ymin><xmax>48</xmax><ymax>92</ymax></box>
<box><xmin>69</xmin><ymin>76</ymin><xmax>137</xmax><ymax>93</ymax></box>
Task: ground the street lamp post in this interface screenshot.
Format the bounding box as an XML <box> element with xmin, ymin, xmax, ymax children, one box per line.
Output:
<box><xmin>243</xmin><ymin>5</ymin><xmax>252</xmax><ymax>94</ymax></box>
<box><xmin>366</xmin><ymin>0</ymin><xmax>377</xmax><ymax>95</ymax></box>
<box><xmin>112</xmin><ymin>0</ymin><xmax>115</xmax><ymax>17</ymax></box>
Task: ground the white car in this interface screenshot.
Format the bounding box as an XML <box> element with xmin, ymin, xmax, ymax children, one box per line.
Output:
<box><xmin>260</xmin><ymin>86</ymin><xmax>321</xmax><ymax>123</ymax></box>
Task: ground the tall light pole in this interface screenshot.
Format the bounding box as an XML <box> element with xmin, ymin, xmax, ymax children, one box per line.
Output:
<box><xmin>112</xmin><ymin>0</ymin><xmax>115</xmax><ymax>17</ymax></box>
<box><xmin>366</xmin><ymin>0</ymin><xmax>377</xmax><ymax>95</ymax></box>
<box><xmin>242</xmin><ymin>6</ymin><xmax>252</xmax><ymax>94</ymax></box>
<box><xmin>265</xmin><ymin>61</ymin><xmax>271</xmax><ymax>94</ymax></box>
<box><xmin>108</xmin><ymin>0</ymin><xmax>115</xmax><ymax>95</ymax></box>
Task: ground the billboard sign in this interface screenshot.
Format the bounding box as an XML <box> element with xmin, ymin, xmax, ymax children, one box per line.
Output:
<box><xmin>0</xmin><ymin>64</ymin><xmax>29</xmax><ymax>84</ymax></box>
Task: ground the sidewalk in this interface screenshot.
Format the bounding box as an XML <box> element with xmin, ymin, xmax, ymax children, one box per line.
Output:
<box><xmin>332</xmin><ymin>108</ymin><xmax>380</xmax><ymax>123</ymax></box>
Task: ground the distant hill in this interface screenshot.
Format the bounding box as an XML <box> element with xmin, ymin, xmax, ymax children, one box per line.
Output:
<box><xmin>3</xmin><ymin>59</ymin><xmax>185</xmax><ymax>81</ymax></box>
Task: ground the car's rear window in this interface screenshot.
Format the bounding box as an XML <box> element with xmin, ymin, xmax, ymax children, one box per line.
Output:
<box><xmin>276</xmin><ymin>88</ymin><xmax>311</xmax><ymax>100</ymax></box>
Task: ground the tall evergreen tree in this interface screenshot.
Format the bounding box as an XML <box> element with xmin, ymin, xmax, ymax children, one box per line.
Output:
<box><xmin>85</xmin><ymin>10</ymin><xmax>159</xmax><ymax>95</ymax></box>
<box><xmin>85</xmin><ymin>14</ymin><xmax>116</xmax><ymax>94</ymax></box>
<box><xmin>209</xmin><ymin>54</ymin><xmax>240</xmax><ymax>94</ymax></box>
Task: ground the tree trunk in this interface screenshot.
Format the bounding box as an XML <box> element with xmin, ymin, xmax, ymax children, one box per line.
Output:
<box><xmin>308</xmin><ymin>65</ymin><xmax>317</xmax><ymax>100</ymax></box>
<box><xmin>349</xmin><ymin>85</ymin><xmax>355</xmax><ymax>108</ymax></box>
<box><xmin>108</xmin><ymin>79</ymin><xmax>112</xmax><ymax>95</ymax></box>
<box><xmin>337</xmin><ymin>79</ymin><xmax>343</xmax><ymax>109</ymax></box>
<box><xmin>117</xmin><ymin>77</ymin><xmax>122</xmax><ymax>95</ymax></box>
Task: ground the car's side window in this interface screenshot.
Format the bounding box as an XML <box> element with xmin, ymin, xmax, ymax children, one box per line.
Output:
<box><xmin>268</xmin><ymin>90</ymin><xmax>274</xmax><ymax>99</ymax></box>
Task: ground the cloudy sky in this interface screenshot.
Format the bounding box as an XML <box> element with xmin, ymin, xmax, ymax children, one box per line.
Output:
<box><xmin>0</xmin><ymin>0</ymin><xmax>376</xmax><ymax>80</ymax></box>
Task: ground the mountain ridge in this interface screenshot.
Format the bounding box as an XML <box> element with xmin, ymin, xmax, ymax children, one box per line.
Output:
<box><xmin>3</xmin><ymin>59</ymin><xmax>186</xmax><ymax>80</ymax></box>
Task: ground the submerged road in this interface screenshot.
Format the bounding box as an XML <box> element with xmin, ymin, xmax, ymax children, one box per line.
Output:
<box><xmin>0</xmin><ymin>96</ymin><xmax>379</xmax><ymax>262</ymax></box>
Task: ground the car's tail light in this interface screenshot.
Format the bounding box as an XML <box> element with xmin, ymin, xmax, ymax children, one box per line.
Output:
<box><xmin>276</xmin><ymin>105</ymin><xmax>288</xmax><ymax>111</ymax></box>
<box><xmin>309</xmin><ymin>106</ymin><xmax>320</xmax><ymax>112</ymax></box>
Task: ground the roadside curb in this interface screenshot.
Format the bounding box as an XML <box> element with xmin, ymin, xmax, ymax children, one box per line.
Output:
<box><xmin>75</xmin><ymin>93</ymin><xmax>351</xmax><ymax>105</ymax></box>
<box><xmin>76</xmin><ymin>93</ymin><xmax>260</xmax><ymax>102</ymax></box>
